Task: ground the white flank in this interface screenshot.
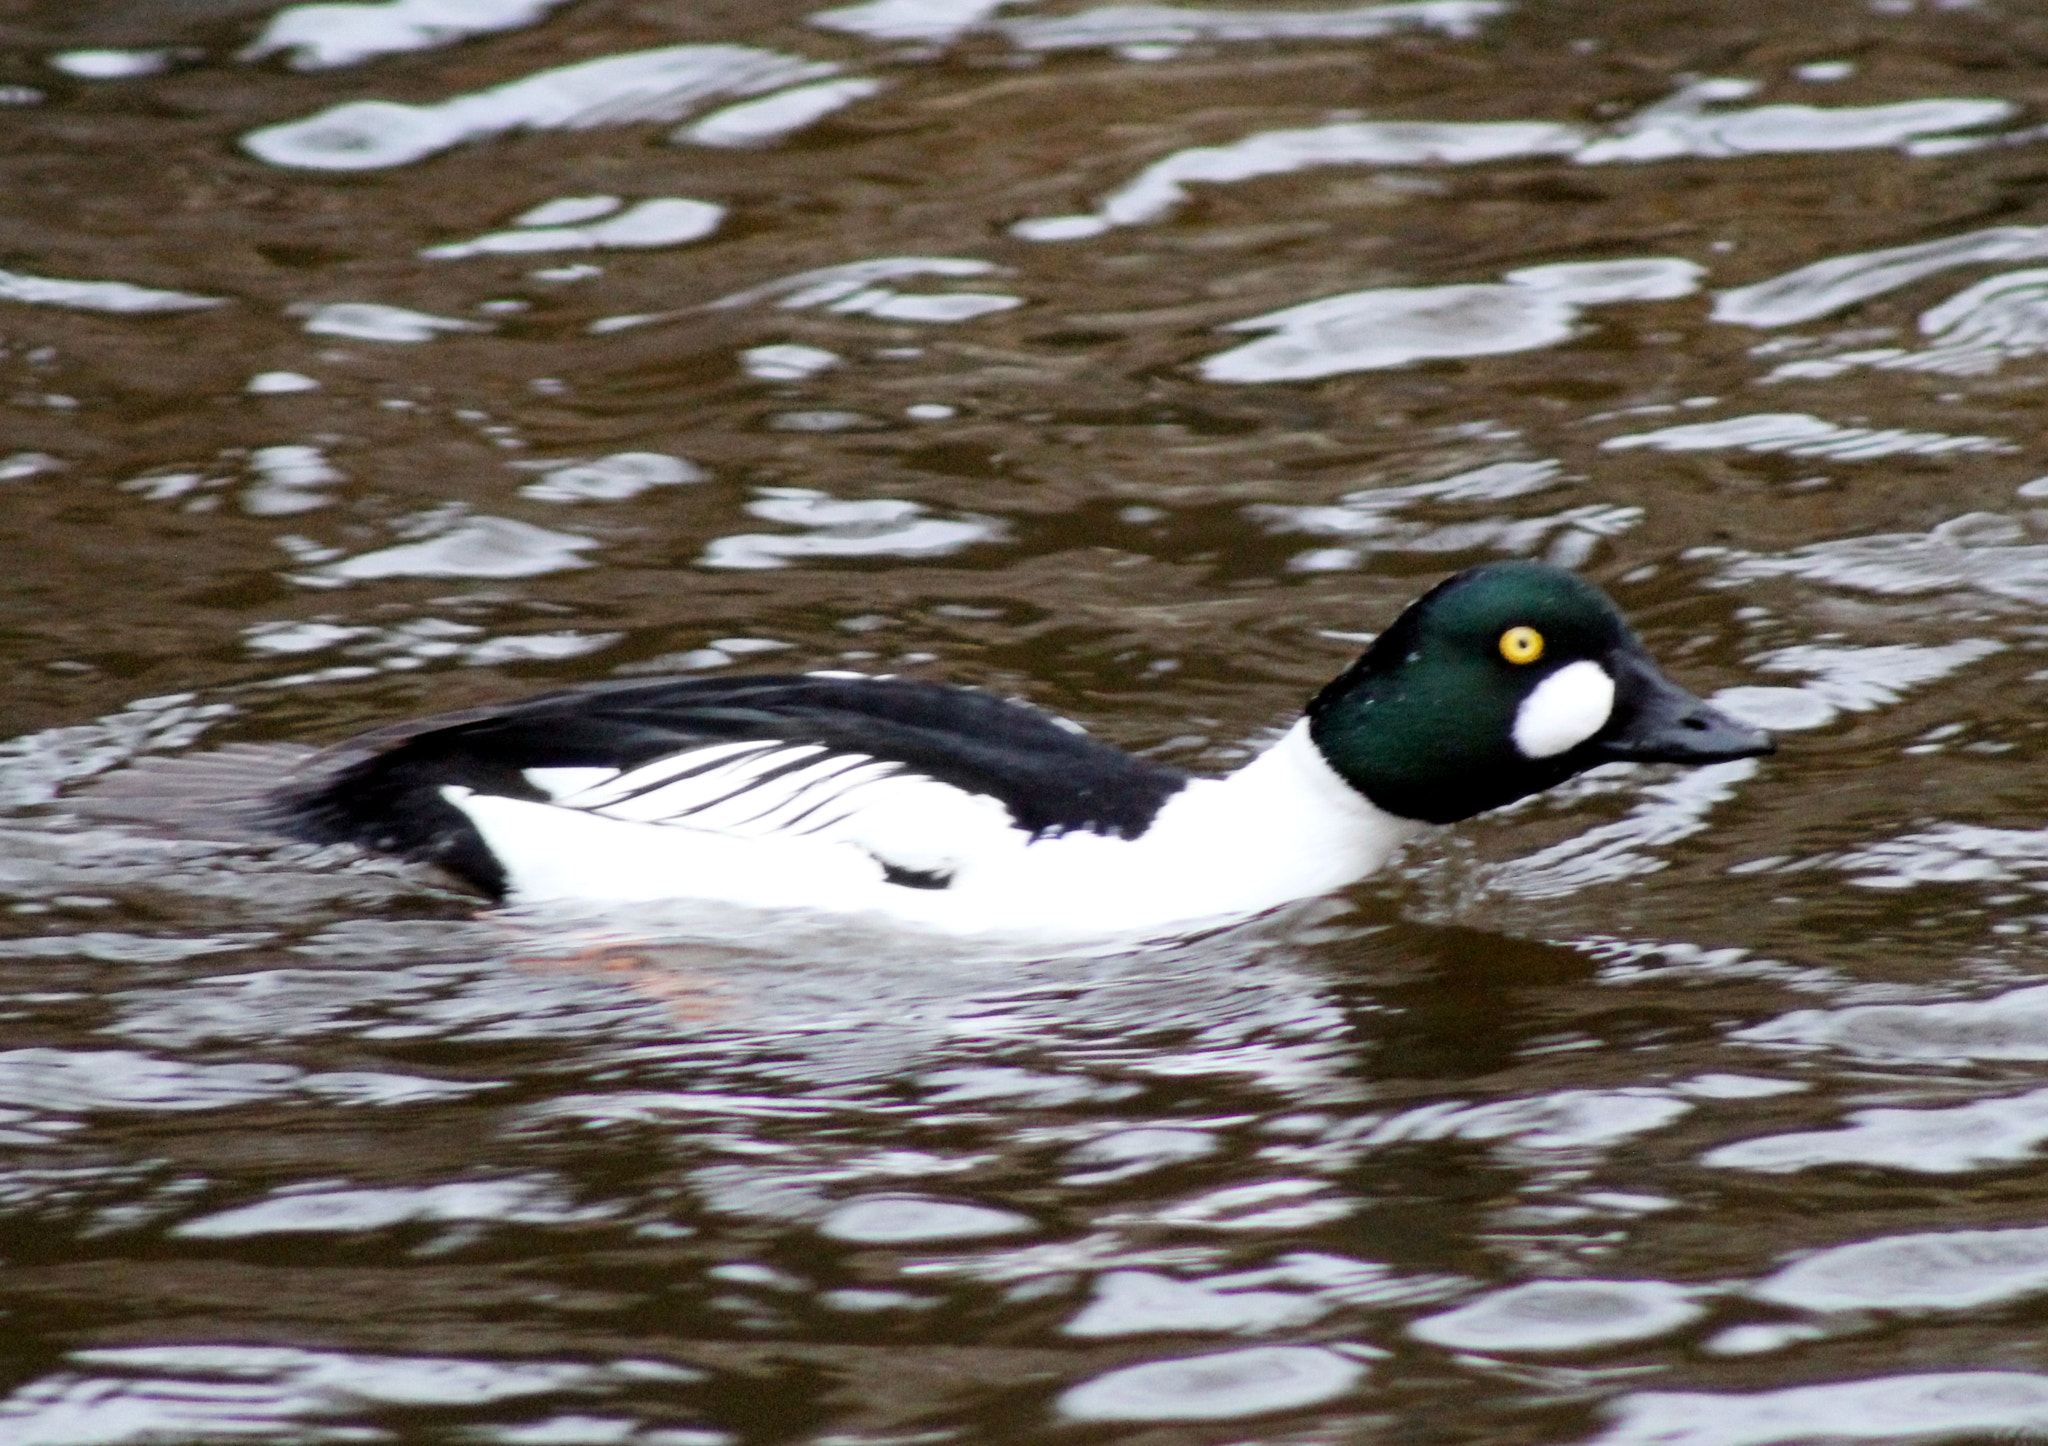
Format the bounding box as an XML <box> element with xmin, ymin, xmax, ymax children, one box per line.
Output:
<box><xmin>1512</xmin><ymin>661</ymin><xmax>1615</xmax><ymax>759</ymax></box>
<box><xmin>442</xmin><ymin>719</ymin><xmax>1416</xmax><ymax>938</ymax></box>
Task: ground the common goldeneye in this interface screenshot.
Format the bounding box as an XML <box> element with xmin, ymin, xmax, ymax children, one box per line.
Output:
<box><xmin>259</xmin><ymin>561</ymin><xmax>1772</xmax><ymax>937</ymax></box>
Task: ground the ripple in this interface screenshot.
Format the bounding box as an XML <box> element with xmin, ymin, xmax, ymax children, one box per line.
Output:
<box><xmin>1712</xmin><ymin>512</ymin><xmax>2048</xmax><ymax>606</ymax></box>
<box><xmin>1756</xmin><ymin>1226</ymin><xmax>2048</xmax><ymax>1312</ymax></box>
<box><xmin>1015</xmin><ymin>80</ymin><xmax>2013</xmax><ymax>239</ymax></box>
<box><xmin>50</xmin><ymin>48</ymin><xmax>176</xmax><ymax>79</ymax></box>
<box><xmin>295</xmin><ymin>301</ymin><xmax>492</xmax><ymax>342</ymax></box>
<box><xmin>0</xmin><ymin>1346</ymin><xmax>699</xmax><ymax>1443</ymax></box>
<box><xmin>1203</xmin><ymin>260</ymin><xmax>1697</xmax><ymax>380</ymax></box>
<box><xmin>424</xmin><ymin>198</ymin><xmax>725</xmax><ymax>259</ymax></box>
<box><xmin>819</xmin><ymin>1194</ymin><xmax>1033</xmax><ymax>1243</ymax></box>
<box><xmin>1367</xmin><ymin>1089</ymin><xmax>1693</xmax><ymax>1151</ymax></box>
<box><xmin>593</xmin><ymin>256</ymin><xmax>1008</xmax><ymax>335</ymax></box>
<box><xmin>247</xmin><ymin>370</ymin><xmax>319</xmax><ymax>394</ymax></box>
<box><xmin>1063</xmin><ymin>1126</ymin><xmax>1219</xmax><ymax>1180</ymax></box>
<box><xmin>1592</xmin><ymin>1372</ymin><xmax>2048</xmax><ymax>1446</ymax></box>
<box><xmin>315</xmin><ymin>517</ymin><xmax>598</xmax><ymax>581</ymax></box>
<box><xmin>244</xmin><ymin>45</ymin><xmax>838</xmax><ymax>170</ymax></box>
<box><xmin>174</xmin><ymin>1177</ymin><xmax>609</xmax><ymax>1239</ymax></box>
<box><xmin>741</xmin><ymin>344</ymin><xmax>841</xmax><ymax>379</ymax></box>
<box><xmin>1409</xmin><ymin>1280</ymin><xmax>1704</xmax><ymax>1352</ymax></box>
<box><xmin>699</xmin><ymin>488</ymin><xmax>1005</xmax><ymax>569</ymax></box>
<box><xmin>1766</xmin><ymin>268</ymin><xmax>2048</xmax><ymax>379</ymax></box>
<box><xmin>677</xmin><ymin>78</ymin><xmax>885</xmax><ymax>147</ymax></box>
<box><xmin>1738</xmin><ymin>984</ymin><xmax>2048</xmax><ymax>1061</ymax></box>
<box><xmin>1004</xmin><ymin>0</ymin><xmax>1505</xmax><ymax>51</ymax></box>
<box><xmin>0</xmin><ymin>268</ymin><xmax>223</xmax><ymax>314</ymax></box>
<box><xmin>1489</xmin><ymin>761</ymin><xmax>1758</xmax><ymax>897</ymax></box>
<box><xmin>1065</xmin><ymin>1270</ymin><xmax>1327</xmax><ymax>1337</ymax></box>
<box><xmin>810</xmin><ymin>0</ymin><xmax>1013</xmax><ymax>43</ymax></box>
<box><xmin>242</xmin><ymin>0</ymin><xmax>573</xmax><ymax>70</ymax></box>
<box><xmin>1715</xmin><ymin>224</ymin><xmax>2048</xmax><ymax>327</ymax></box>
<box><xmin>1056</xmin><ymin>1346</ymin><xmax>1364</xmax><ymax>1422</ymax></box>
<box><xmin>1602</xmin><ymin>411</ymin><xmax>2013</xmax><ymax>459</ymax></box>
<box><xmin>242</xmin><ymin>444</ymin><xmax>346</xmax><ymax>517</ymax></box>
<box><xmin>518</xmin><ymin>452</ymin><xmax>707</xmax><ymax>502</ymax></box>
<box><xmin>1703</xmin><ymin>1088</ymin><xmax>2048</xmax><ymax>1174</ymax></box>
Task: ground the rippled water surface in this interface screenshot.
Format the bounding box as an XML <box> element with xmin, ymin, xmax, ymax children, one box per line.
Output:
<box><xmin>13</xmin><ymin>0</ymin><xmax>2048</xmax><ymax>1441</ymax></box>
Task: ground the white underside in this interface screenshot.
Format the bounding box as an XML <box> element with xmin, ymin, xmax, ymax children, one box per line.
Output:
<box><xmin>443</xmin><ymin>719</ymin><xmax>1418</xmax><ymax>940</ymax></box>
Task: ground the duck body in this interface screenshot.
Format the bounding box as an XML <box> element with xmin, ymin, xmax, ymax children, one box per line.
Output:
<box><xmin>265</xmin><ymin>562</ymin><xmax>1773</xmax><ymax>939</ymax></box>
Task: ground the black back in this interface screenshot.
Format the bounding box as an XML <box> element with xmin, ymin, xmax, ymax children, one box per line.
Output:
<box><xmin>269</xmin><ymin>674</ymin><xmax>1193</xmax><ymax>897</ymax></box>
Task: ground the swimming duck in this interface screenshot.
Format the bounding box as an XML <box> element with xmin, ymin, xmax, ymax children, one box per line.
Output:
<box><xmin>262</xmin><ymin>561</ymin><xmax>1771</xmax><ymax>937</ymax></box>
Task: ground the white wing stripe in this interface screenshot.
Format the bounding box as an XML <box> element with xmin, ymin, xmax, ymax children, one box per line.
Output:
<box><xmin>563</xmin><ymin>744</ymin><xmax>898</xmax><ymax>828</ymax></box>
<box><xmin>559</xmin><ymin>741</ymin><xmax>813</xmax><ymax>809</ymax></box>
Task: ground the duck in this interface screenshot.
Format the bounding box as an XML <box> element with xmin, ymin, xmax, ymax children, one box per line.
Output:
<box><xmin>255</xmin><ymin>561</ymin><xmax>1772</xmax><ymax>939</ymax></box>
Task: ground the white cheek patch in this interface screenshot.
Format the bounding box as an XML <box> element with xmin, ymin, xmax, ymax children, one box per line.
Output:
<box><xmin>1512</xmin><ymin>660</ymin><xmax>1616</xmax><ymax>759</ymax></box>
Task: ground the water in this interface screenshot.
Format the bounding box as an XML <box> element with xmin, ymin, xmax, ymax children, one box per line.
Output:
<box><xmin>8</xmin><ymin>0</ymin><xmax>2048</xmax><ymax>1440</ymax></box>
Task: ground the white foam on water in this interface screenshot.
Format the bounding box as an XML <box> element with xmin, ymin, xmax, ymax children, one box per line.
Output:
<box><xmin>423</xmin><ymin>197</ymin><xmax>726</xmax><ymax>258</ymax></box>
<box><xmin>243</xmin><ymin>45</ymin><xmax>838</xmax><ymax>170</ymax></box>
<box><xmin>676</xmin><ymin>77</ymin><xmax>884</xmax><ymax>147</ymax></box>
<box><xmin>1409</xmin><ymin>1280</ymin><xmax>1705</xmax><ymax>1352</ymax></box>
<box><xmin>1714</xmin><ymin>512</ymin><xmax>2048</xmax><ymax>606</ymax></box>
<box><xmin>1756</xmin><ymin>1226</ymin><xmax>2048</xmax><ymax>1312</ymax></box>
<box><xmin>316</xmin><ymin>517</ymin><xmax>598</xmax><ymax>580</ymax></box>
<box><xmin>699</xmin><ymin>487</ymin><xmax>1005</xmax><ymax>568</ymax></box>
<box><xmin>1058</xmin><ymin>1346</ymin><xmax>1364</xmax><ymax>1421</ymax></box>
<box><xmin>1203</xmin><ymin>260</ymin><xmax>1698</xmax><ymax>381</ymax></box>
<box><xmin>1704</xmin><ymin>1087</ymin><xmax>2048</xmax><ymax>1174</ymax></box>
<box><xmin>1015</xmin><ymin>79</ymin><xmax>2013</xmax><ymax>240</ymax></box>
<box><xmin>242</xmin><ymin>0</ymin><xmax>572</xmax><ymax>70</ymax></box>
<box><xmin>1065</xmin><ymin>1270</ymin><xmax>1327</xmax><ymax>1336</ymax></box>
<box><xmin>1000</xmin><ymin>0</ymin><xmax>1506</xmax><ymax>50</ymax></box>
<box><xmin>0</xmin><ymin>268</ymin><xmax>222</xmax><ymax>314</ymax></box>
<box><xmin>1593</xmin><ymin>1373</ymin><xmax>2048</xmax><ymax>1446</ymax></box>
<box><xmin>295</xmin><ymin>301</ymin><xmax>492</xmax><ymax>342</ymax></box>
<box><xmin>1740</xmin><ymin>983</ymin><xmax>2048</xmax><ymax>1062</ymax></box>
<box><xmin>1602</xmin><ymin>411</ymin><xmax>2012</xmax><ymax>459</ymax></box>
<box><xmin>819</xmin><ymin>1195</ymin><xmax>1034</xmax><ymax>1242</ymax></box>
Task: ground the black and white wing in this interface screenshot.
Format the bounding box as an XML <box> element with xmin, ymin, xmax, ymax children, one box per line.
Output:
<box><xmin>269</xmin><ymin>674</ymin><xmax>1193</xmax><ymax>897</ymax></box>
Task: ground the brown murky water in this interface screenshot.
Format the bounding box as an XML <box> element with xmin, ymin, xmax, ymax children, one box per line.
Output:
<box><xmin>11</xmin><ymin>0</ymin><xmax>2048</xmax><ymax>1441</ymax></box>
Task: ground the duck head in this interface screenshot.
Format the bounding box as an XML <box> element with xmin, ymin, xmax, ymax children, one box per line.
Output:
<box><xmin>1308</xmin><ymin>561</ymin><xmax>1774</xmax><ymax>824</ymax></box>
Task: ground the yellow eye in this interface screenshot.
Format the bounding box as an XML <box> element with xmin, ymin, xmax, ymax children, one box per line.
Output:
<box><xmin>1499</xmin><ymin>626</ymin><xmax>1544</xmax><ymax>665</ymax></box>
